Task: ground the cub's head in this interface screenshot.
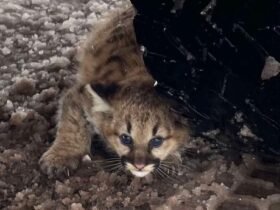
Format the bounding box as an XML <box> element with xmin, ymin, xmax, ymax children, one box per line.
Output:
<box><xmin>85</xmin><ymin>82</ymin><xmax>190</xmax><ymax>177</ymax></box>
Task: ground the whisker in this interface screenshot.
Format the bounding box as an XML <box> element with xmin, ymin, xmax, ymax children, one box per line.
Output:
<box><xmin>104</xmin><ymin>164</ymin><xmax>122</xmax><ymax>172</ymax></box>
<box><xmin>161</xmin><ymin>160</ymin><xmax>180</xmax><ymax>164</ymax></box>
<box><xmin>162</xmin><ymin>163</ymin><xmax>191</xmax><ymax>177</ymax></box>
<box><xmin>177</xmin><ymin>164</ymin><xmax>193</xmax><ymax>171</ymax></box>
<box><xmin>101</xmin><ymin>163</ymin><xmax>122</xmax><ymax>169</ymax></box>
<box><xmin>157</xmin><ymin>167</ymin><xmax>178</xmax><ymax>183</ymax></box>
<box><xmin>161</xmin><ymin>162</ymin><xmax>181</xmax><ymax>170</ymax></box>
<box><xmin>156</xmin><ymin>169</ymin><xmax>175</xmax><ymax>184</ymax></box>
<box><xmin>160</xmin><ymin>164</ymin><xmax>178</xmax><ymax>176</ymax></box>
<box><xmin>155</xmin><ymin>168</ymin><xmax>168</xmax><ymax>181</ymax></box>
<box><xmin>161</xmin><ymin>165</ymin><xmax>181</xmax><ymax>178</ymax></box>
<box><xmin>93</xmin><ymin>157</ymin><xmax>121</xmax><ymax>161</ymax></box>
<box><xmin>161</xmin><ymin>161</ymin><xmax>181</xmax><ymax>171</ymax></box>
<box><xmin>93</xmin><ymin>159</ymin><xmax>121</xmax><ymax>166</ymax></box>
<box><xmin>162</xmin><ymin>161</ymin><xmax>192</xmax><ymax>171</ymax></box>
<box><xmin>93</xmin><ymin>158</ymin><xmax>121</xmax><ymax>163</ymax></box>
<box><xmin>160</xmin><ymin>163</ymin><xmax>174</xmax><ymax>170</ymax></box>
<box><xmin>161</xmin><ymin>163</ymin><xmax>182</xmax><ymax>179</ymax></box>
<box><xmin>160</xmin><ymin>164</ymin><xmax>173</xmax><ymax>174</ymax></box>
<box><xmin>102</xmin><ymin>160</ymin><xmax>122</xmax><ymax>165</ymax></box>
<box><xmin>113</xmin><ymin>166</ymin><xmax>123</xmax><ymax>174</ymax></box>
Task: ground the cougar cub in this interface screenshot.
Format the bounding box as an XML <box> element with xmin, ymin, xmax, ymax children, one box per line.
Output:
<box><xmin>39</xmin><ymin>8</ymin><xmax>190</xmax><ymax>177</ymax></box>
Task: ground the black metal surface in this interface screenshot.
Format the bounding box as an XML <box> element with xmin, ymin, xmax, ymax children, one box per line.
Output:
<box><xmin>130</xmin><ymin>0</ymin><xmax>280</xmax><ymax>160</ymax></box>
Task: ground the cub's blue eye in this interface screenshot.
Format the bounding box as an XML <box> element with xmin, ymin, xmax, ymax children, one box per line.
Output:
<box><xmin>150</xmin><ymin>137</ymin><xmax>164</xmax><ymax>148</ymax></box>
<box><xmin>120</xmin><ymin>134</ymin><xmax>133</xmax><ymax>146</ymax></box>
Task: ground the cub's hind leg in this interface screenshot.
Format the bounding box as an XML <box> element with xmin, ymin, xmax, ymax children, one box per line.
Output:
<box><xmin>39</xmin><ymin>86</ymin><xmax>91</xmax><ymax>177</ymax></box>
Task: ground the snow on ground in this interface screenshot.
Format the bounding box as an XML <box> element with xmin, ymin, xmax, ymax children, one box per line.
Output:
<box><xmin>0</xmin><ymin>0</ymin><xmax>280</xmax><ymax>209</ymax></box>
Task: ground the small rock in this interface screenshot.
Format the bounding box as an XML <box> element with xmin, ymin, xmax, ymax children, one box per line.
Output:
<box><xmin>261</xmin><ymin>56</ymin><xmax>280</xmax><ymax>80</ymax></box>
<box><xmin>0</xmin><ymin>180</ymin><xmax>8</xmax><ymax>188</ymax></box>
<box><xmin>36</xmin><ymin>87</ymin><xmax>57</xmax><ymax>102</ymax></box>
<box><xmin>15</xmin><ymin>191</ymin><xmax>24</xmax><ymax>201</ymax></box>
<box><xmin>61</xmin><ymin>197</ymin><xmax>72</xmax><ymax>205</ymax></box>
<box><xmin>70</xmin><ymin>203</ymin><xmax>85</xmax><ymax>210</ymax></box>
<box><xmin>32</xmin><ymin>0</ymin><xmax>50</xmax><ymax>4</ymax></box>
<box><xmin>5</xmin><ymin>100</ymin><xmax>14</xmax><ymax>110</ymax></box>
<box><xmin>9</xmin><ymin>110</ymin><xmax>28</xmax><ymax>126</ymax></box>
<box><xmin>0</xmin><ymin>90</ymin><xmax>8</xmax><ymax>107</ymax></box>
<box><xmin>12</xmin><ymin>77</ymin><xmax>36</xmax><ymax>95</ymax></box>
<box><xmin>48</xmin><ymin>56</ymin><xmax>71</xmax><ymax>70</ymax></box>
<box><xmin>55</xmin><ymin>180</ymin><xmax>73</xmax><ymax>197</ymax></box>
<box><xmin>61</xmin><ymin>47</ymin><xmax>76</xmax><ymax>58</ymax></box>
<box><xmin>1</xmin><ymin>47</ymin><xmax>11</xmax><ymax>55</ymax></box>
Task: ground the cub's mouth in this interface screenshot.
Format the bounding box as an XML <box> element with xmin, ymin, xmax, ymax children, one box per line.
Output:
<box><xmin>121</xmin><ymin>156</ymin><xmax>160</xmax><ymax>177</ymax></box>
<box><xmin>125</xmin><ymin>162</ymin><xmax>155</xmax><ymax>177</ymax></box>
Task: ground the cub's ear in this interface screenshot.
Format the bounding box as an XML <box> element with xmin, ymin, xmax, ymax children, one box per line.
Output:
<box><xmin>169</xmin><ymin>105</ymin><xmax>190</xmax><ymax>128</ymax></box>
<box><xmin>90</xmin><ymin>83</ymin><xmax>120</xmax><ymax>101</ymax></box>
<box><xmin>84</xmin><ymin>83</ymin><xmax>120</xmax><ymax>114</ymax></box>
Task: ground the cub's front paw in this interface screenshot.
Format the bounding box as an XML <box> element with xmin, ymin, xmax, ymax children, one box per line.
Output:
<box><xmin>39</xmin><ymin>149</ymin><xmax>80</xmax><ymax>177</ymax></box>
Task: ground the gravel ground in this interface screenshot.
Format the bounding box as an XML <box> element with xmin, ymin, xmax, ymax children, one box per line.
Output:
<box><xmin>1</xmin><ymin>0</ymin><xmax>280</xmax><ymax>210</ymax></box>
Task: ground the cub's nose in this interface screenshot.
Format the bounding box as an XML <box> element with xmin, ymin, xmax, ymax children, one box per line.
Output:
<box><xmin>134</xmin><ymin>163</ymin><xmax>145</xmax><ymax>170</ymax></box>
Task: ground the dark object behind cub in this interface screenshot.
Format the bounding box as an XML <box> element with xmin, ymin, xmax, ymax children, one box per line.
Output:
<box><xmin>131</xmin><ymin>0</ymin><xmax>280</xmax><ymax>161</ymax></box>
